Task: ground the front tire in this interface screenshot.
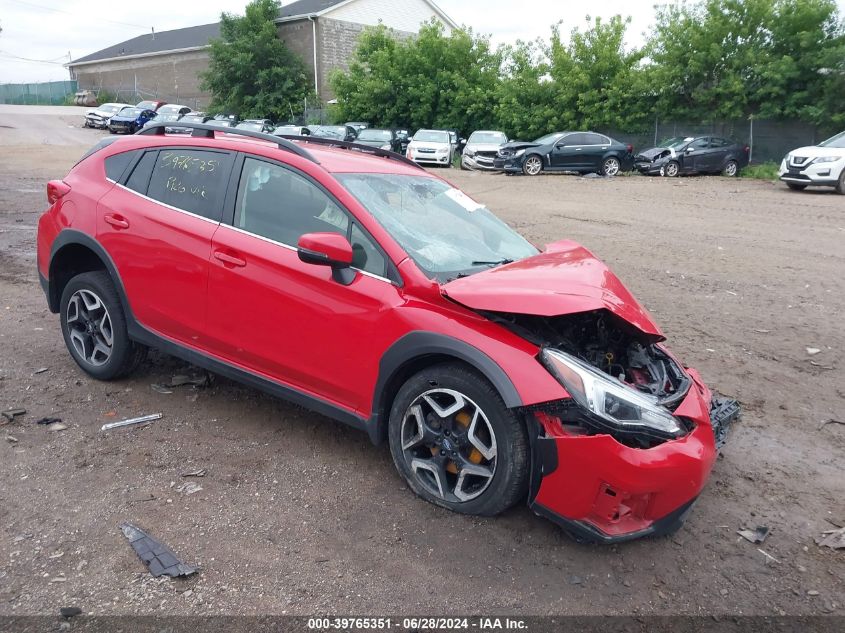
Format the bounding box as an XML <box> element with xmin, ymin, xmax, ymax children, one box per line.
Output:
<box><xmin>388</xmin><ymin>363</ymin><xmax>529</xmax><ymax>517</ymax></box>
<box><xmin>601</xmin><ymin>156</ymin><xmax>621</xmax><ymax>177</ymax></box>
<box><xmin>722</xmin><ymin>160</ymin><xmax>739</xmax><ymax>177</ymax></box>
<box><xmin>522</xmin><ymin>155</ymin><xmax>543</xmax><ymax>176</ymax></box>
<box><xmin>59</xmin><ymin>271</ymin><xmax>146</xmax><ymax>380</ymax></box>
<box><xmin>663</xmin><ymin>161</ymin><xmax>680</xmax><ymax>177</ymax></box>
<box><xmin>836</xmin><ymin>169</ymin><xmax>845</xmax><ymax>195</ymax></box>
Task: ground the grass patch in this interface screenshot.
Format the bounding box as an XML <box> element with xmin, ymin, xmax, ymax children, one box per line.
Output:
<box><xmin>741</xmin><ymin>161</ymin><xmax>780</xmax><ymax>180</ymax></box>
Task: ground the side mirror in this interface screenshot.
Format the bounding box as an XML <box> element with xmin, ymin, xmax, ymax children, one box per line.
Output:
<box><xmin>297</xmin><ymin>232</ymin><xmax>356</xmax><ymax>285</ymax></box>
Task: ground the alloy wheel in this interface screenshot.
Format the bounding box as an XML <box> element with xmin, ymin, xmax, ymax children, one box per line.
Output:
<box><xmin>603</xmin><ymin>157</ymin><xmax>620</xmax><ymax>177</ymax></box>
<box><xmin>65</xmin><ymin>289</ymin><xmax>114</xmax><ymax>367</ymax></box>
<box><xmin>400</xmin><ymin>388</ymin><xmax>497</xmax><ymax>503</ymax></box>
<box><xmin>524</xmin><ymin>156</ymin><xmax>543</xmax><ymax>176</ymax></box>
<box><xmin>664</xmin><ymin>161</ymin><xmax>680</xmax><ymax>177</ymax></box>
<box><xmin>723</xmin><ymin>161</ymin><xmax>738</xmax><ymax>177</ymax></box>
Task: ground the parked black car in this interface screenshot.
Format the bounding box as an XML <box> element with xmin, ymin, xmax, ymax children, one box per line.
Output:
<box><xmin>494</xmin><ymin>131</ymin><xmax>634</xmax><ymax>176</ymax></box>
<box><xmin>168</xmin><ymin>113</ymin><xmax>211</xmax><ymax>134</ymax></box>
<box><xmin>353</xmin><ymin>128</ymin><xmax>404</xmax><ymax>152</ymax></box>
<box><xmin>309</xmin><ymin>125</ymin><xmax>358</xmax><ymax>142</ymax></box>
<box><xmin>635</xmin><ymin>136</ymin><xmax>750</xmax><ymax>177</ymax></box>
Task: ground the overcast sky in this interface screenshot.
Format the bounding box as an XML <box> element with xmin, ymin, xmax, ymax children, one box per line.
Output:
<box><xmin>1</xmin><ymin>0</ymin><xmax>844</xmax><ymax>83</ymax></box>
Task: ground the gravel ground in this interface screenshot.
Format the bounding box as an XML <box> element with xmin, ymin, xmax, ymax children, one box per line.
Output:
<box><xmin>0</xmin><ymin>106</ymin><xmax>843</xmax><ymax>616</ymax></box>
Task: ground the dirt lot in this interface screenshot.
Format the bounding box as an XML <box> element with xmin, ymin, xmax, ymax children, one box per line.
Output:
<box><xmin>0</xmin><ymin>105</ymin><xmax>843</xmax><ymax>617</ymax></box>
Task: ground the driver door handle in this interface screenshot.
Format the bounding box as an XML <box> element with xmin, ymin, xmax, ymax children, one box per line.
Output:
<box><xmin>104</xmin><ymin>214</ymin><xmax>129</xmax><ymax>230</ymax></box>
<box><xmin>213</xmin><ymin>250</ymin><xmax>246</xmax><ymax>268</ymax></box>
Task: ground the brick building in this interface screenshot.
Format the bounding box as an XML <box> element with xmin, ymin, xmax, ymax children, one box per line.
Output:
<box><xmin>67</xmin><ymin>0</ymin><xmax>457</xmax><ymax>108</ymax></box>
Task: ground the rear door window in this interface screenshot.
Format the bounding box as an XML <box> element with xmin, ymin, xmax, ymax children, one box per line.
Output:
<box><xmin>583</xmin><ymin>133</ymin><xmax>609</xmax><ymax>145</ymax></box>
<box><xmin>145</xmin><ymin>149</ymin><xmax>234</xmax><ymax>220</ymax></box>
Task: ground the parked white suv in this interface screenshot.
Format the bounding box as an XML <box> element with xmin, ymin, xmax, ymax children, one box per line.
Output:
<box><xmin>779</xmin><ymin>131</ymin><xmax>845</xmax><ymax>193</ymax></box>
<box><xmin>406</xmin><ymin>130</ymin><xmax>453</xmax><ymax>167</ymax></box>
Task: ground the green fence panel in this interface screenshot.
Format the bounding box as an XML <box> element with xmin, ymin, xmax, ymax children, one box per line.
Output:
<box><xmin>0</xmin><ymin>80</ymin><xmax>79</xmax><ymax>105</ymax></box>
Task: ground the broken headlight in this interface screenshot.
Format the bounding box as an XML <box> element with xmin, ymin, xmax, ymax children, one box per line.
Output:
<box><xmin>540</xmin><ymin>348</ymin><xmax>684</xmax><ymax>439</ymax></box>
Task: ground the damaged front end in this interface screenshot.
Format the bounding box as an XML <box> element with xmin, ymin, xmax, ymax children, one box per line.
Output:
<box><xmin>487</xmin><ymin>309</ymin><xmax>740</xmax><ymax>543</ymax></box>
<box><xmin>634</xmin><ymin>147</ymin><xmax>675</xmax><ymax>175</ymax></box>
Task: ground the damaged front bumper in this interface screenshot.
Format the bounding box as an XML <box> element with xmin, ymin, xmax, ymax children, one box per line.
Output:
<box><xmin>526</xmin><ymin>369</ymin><xmax>739</xmax><ymax>543</ymax></box>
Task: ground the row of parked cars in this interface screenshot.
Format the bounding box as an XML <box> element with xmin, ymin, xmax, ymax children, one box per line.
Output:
<box><xmin>83</xmin><ymin>104</ymin><xmax>845</xmax><ymax>193</ymax></box>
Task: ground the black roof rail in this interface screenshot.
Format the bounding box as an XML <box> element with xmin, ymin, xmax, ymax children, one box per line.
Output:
<box><xmin>137</xmin><ymin>121</ymin><xmax>320</xmax><ymax>165</ymax></box>
<box><xmin>276</xmin><ymin>135</ymin><xmax>424</xmax><ymax>171</ymax></box>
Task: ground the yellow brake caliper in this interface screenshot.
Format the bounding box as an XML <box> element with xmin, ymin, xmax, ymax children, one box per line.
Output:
<box><xmin>441</xmin><ymin>410</ymin><xmax>484</xmax><ymax>474</ymax></box>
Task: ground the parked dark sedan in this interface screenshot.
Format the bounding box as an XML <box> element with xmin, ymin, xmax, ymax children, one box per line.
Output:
<box><xmin>108</xmin><ymin>107</ymin><xmax>156</xmax><ymax>134</ymax></box>
<box><xmin>635</xmin><ymin>136</ymin><xmax>750</xmax><ymax>177</ymax></box>
<box><xmin>309</xmin><ymin>125</ymin><xmax>358</xmax><ymax>142</ymax></box>
<box><xmin>494</xmin><ymin>131</ymin><xmax>634</xmax><ymax>176</ymax></box>
<box><xmin>142</xmin><ymin>112</ymin><xmax>184</xmax><ymax>133</ymax></box>
<box><xmin>353</xmin><ymin>128</ymin><xmax>403</xmax><ymax>152</ymax></box>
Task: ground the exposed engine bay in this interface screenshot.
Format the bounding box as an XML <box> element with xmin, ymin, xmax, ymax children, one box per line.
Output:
<box><xmin>485</xmin><ymin>309</ymin><xmax>691</xmax><ymax>408</ymax></box>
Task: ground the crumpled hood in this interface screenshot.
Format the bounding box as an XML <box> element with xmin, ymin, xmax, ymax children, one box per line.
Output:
<box><xmin>441</xmin><ymin>240</ymin><xmax>663</xmax><ymax>337</ymax></box>
<box><xmin>465</xmin><ymin>142</ymin><xmax>504</xmax><ymax>153</ymax></box>
<box><xmin>499</xmin><ymin>141</ymin><xmax>540</xmax><ymax>152</ymax></box>
<box><xmin>636</xmin><ymin>146</ymin><xmax>677</xmax><ymax>162</ymax></box>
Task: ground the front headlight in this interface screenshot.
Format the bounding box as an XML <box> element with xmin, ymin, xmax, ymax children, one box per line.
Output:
<box><xmin>514</xmin><ymin>149</ymin><xmax>526</xmax><ymax>158</ymax></box>
<box><xmin>540</xmin><ymin>348</ymin><xmax>684</xmax><ymax>438</ymax></box>
<box><xmin>815</xmin><ymin>156</ymin><xmax>841</xmax><ymax>163</ymax></box>
<box><xmin>463</xmin><ymin>149</ymin><xmax>475</xmax><ymax>157</ymax></box>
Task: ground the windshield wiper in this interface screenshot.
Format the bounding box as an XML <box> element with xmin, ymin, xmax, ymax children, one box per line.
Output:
<box><xmin>471</xmin><ymin>258</ymin><xmax>514</xmax><ymax>267</ymax></box>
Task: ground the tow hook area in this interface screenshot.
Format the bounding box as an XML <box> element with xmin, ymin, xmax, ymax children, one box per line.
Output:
<box><xmin>710</xmin><ymin>397</ymin><xmax>741</xmax><ymax>450</ymax></box>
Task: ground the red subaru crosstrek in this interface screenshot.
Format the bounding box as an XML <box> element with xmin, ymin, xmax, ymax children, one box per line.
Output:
<box><xmin>37</xmin><ymin>123</ymin><xmax>738</xmax><ymax>543</ymax></box>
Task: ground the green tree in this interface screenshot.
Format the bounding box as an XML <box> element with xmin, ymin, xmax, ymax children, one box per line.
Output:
<box><xmin>494</xmin><ymin>39</ymin><xmax>558</xmax><ymax>139</ymax></box>
<box><xmin>200</xmin><ymin>0</ymin><xmax>312</xmax><ymax>120</ymax></box>
<box><xmin>648</xmin><ymin>0</ymin><xmax>845</xmax><ymax>123</ymax></box>
<box><xmin>330</xmin><ymin>22</ymin><xmax>502</xmax><ymax>133</ymax></box>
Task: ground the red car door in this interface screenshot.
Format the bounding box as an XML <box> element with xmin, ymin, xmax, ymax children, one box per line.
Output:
<box><xmin>96</xmin><ymin>147</ymin><xmax>234</xmax><ymax>346</ymax></box>
<box><xmin>205</xmin><ymin>155</ymin><xmax>402</xmax><ymax>414</ymax></box>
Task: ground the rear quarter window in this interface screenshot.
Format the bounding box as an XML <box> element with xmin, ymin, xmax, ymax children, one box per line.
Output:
<box><xmin>104</xmin><ymin>150</ymin><xmax>139</xmax><ymax>181</ymax></box>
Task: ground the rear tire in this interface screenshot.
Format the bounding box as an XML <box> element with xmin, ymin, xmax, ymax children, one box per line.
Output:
<box><xmin>787</xmin><ymin>183</ymin><xmax>807</xmax><ymax>191</ymax></box>
<box><xmin>836</xmin><ymin>169</ymin><xmax>845</xmax><ymax>195</ymax></box>
<box><xmin>601</xmin><ymin>156</ymin><xmax>621</xmax><ymax>177</ymax></box>
<box><xmin>722</xmin><ymin>160</ymin><xmax>739</xmax><ymax>177</ymax></box>
<box><xmin>59</xmin><ymin>271</ymin><xmax>147</xmax><ymax>381</ymax></box>
<box><xmin>388</xmin><ymin>363</ymin><xmax>529</xmax><ymax>517</ymax></box>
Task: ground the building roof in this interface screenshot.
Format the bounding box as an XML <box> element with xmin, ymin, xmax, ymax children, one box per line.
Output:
<box><xmin>279</xmin><ymin>0</ymin><xmax>348</xmax><ymax>18</ymax></box>
<box><xmin>69</xmin><ymin>22</ymin><xmax>220</xmax><ymax>66</ymax></box>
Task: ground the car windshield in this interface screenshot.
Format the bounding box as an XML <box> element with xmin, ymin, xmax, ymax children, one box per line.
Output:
<box><xmin>468</xmin><ymin>132</ymin><xmax>507</xmax><ymax>145</ymax></box>
<box><xmin>659</xmin><ymin>137</ymin><xmax>695</xmax><ymax>149</ymax></box>
<box><xmin>357</xmin><ymin>129</ymin><xmax>392</xmax><ymax>141</ymax></box>
<box><xmin>100</xmin><ymin>104</ymin><xmax>122</xmax><ymax>113</ymax></box>
<box><xmin>533</xmin><ymin>132</ymin><xmax>566</xmax><ymax>145</ymax></box>
<box><xmin>819</xmin><ymin>131</ymin><xmax>845</xmax><ymax>148</ymax></box>
<box><xmin>274</xmin><ymin>126</ymin><xmax>303</xmax><ymax>135</ymax></box>
<box><xmin>136</xmin><ymin>101</ymin><xmax>157</xmax><ymax>110</ymax></box>
<box><xmin>414</xmin><ymin>130</ymin><xmax>449</xmax><ymax>143</ymax></box>
<box><xmin>336</xmin><ymin>174</ymin><xmax>538</xmax><ymax>282</ymax></box>
<box><xmin>311</xmin><ymin>126</ymin><xmax>347</xmax><ymax>139</ymax></box>
<box><xmin>208</xmin><ymin>120</ymin><xmax>233</xmax><ymax>127</ymax></box>
<box><xmin>117</xmin><ymin>108</ymin><xmax>141</xmax><ymax>118</ymax></box>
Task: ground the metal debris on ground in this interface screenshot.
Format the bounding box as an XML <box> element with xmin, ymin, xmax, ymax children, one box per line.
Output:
<box><xmin>1</xmin><ymin>408</ymin><xmax>26</xmax><ymax>423</ymax></box>
<box><xmin>119</xmin><ymin>523</ymin><xmax>198</xmax><ymax>578</ymax></box>
<box><xmin>47</xmin><ymin>423</ymin><xmax>68</xmax><ymax>432</ymax></box>
<box><xmin>806</xmin><ymin>347</ymin><xmax>821</xmax><ymax>355</ymax></box>
<box><xmin>36</xmin><ymin>417</ymin><xmax>62</xmax><ymax>426</ymax></box>
<box><xmin>175</xmin><ymin>481</ymin><xmax>203</xmax><ymax>496</ymax></box>
<box><xmin>738</xmin><ymin>526</ymin><xmax>770</xmax><ymax>544</ymax></box>
<box><xmin>181</xmin><ymin>468</ymin><xmax>207</xmax><ymax>478</ymax></box>
<box><xmin>101</xmin><ymin>413</ymin><xmax>162</xmax><ymax>431</ymax></box>
<box><xmin>59</xmin><ymin>607</ymin><xmax>82</xmax><ymax>619</ymax></box>
<box><xmin>32</xmin><ymin>367</ymin><xmax>49</xmax><ymax>375</ymax></box>
<box><xmin>5</xmin><ymin>435</ymin><xmax>18</xmax><ymax>443</ymax></box>
<box><xmin>816</xmin><ymin>527</ymin><xmax>845</xmax><ymax>550</ymax></box>
<box><xmin>757</xmin><ymin>548</ymin><xmax>780</xmax><ymax>564</ymax></box>
<box><xmin>150</xmin><ymin>384</ymin><xmax>174</xmax><ymax>395</ymax></box>
<box><xmin>168</xmin><ymin>373</ymin><xmax>211</xmax><ymax>388</ymax></box>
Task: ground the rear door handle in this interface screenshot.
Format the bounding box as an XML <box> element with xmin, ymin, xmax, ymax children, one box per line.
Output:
<box><xmin>213</xmin><ymin>250</ymin><xmax>246</xmax><ymax>268</ymax></box>
<box><xmin>103</xmin><ymin>214</ymin><xmax>129</xmax><ymax>230</ymax></box>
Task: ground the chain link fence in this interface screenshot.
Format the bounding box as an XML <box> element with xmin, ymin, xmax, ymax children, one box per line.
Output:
<box><xmin>0</xmin><ymin>80</ymin><xmax>78</xmax><ymax>105</ymax></box>
<box><xmin>601</xmin><ymin>118</ymin><xmax>835</xmax><ymax>163</ymax></box>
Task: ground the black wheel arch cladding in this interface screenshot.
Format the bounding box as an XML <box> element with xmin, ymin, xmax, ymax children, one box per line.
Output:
<box><xmin>370</xmin><ymin>331</ymin><xmax>523</xmax><ymax>445</ymax></box>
